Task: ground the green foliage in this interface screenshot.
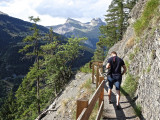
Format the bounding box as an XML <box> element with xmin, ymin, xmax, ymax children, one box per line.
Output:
<box><xmin>129</xmin><ymin>53</ymin><xmax>135</xmax><ymax>60</ymax></box>
<box><xmin>80</xmin><ymin>63</ymin><xmax>92</xmax><ymax>73</ymax></box>
<box><xmin>93</xmin><ymin>45</ymin><xmax>106</xmax><ymax>61</ymax></box>
<box><xmin>125</xmin><ymin>60</ymin><xmax>130</xmax><ymax>70</ymax></box>
<box><xmin>134</xmin><ymin>0</ymin><xmax>160</xmax><ymax>36</ymax></box>
<box><xmin>147</xmin><ymin>65</ymin><xmax>151</xmax><ymax>73</ymax></box>
<box><xmin>93</xmin><ymin>0</ymin><xmax>137</xmax><ymax>61</ymax></box>
<box><xmin>121</xmin><ymin>73</ymin><xmax>138</xmax><ymax>97</ymax></box>
<box><xmin>134</xmin><ymin>104</ymin><xmax>142</xmax><ymax>117</ymax></box>
<box><xmin>0</xmin><ymin>91</ymin><xmax>17</xmax><ymax>120</ymax></box>
<box><xmin>83</xmin><ymin>79</ymin><xmax>92</xmax><ymax>89</ymax></box>
<box><xmin>10</xmin><ymin>16</ymin><xmax>87</xmax><ymax>119</ymax></box>
<box><xmin>134</xmin><ymin>46</ymin><xmax>140</xmax><ymax>54</ymax></box>
<box><xmin>18</xmin><ymin>16</ymin><xmax>43</xmax><ymax>116</ymax></box>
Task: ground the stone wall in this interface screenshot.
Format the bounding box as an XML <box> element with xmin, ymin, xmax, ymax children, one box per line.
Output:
<box><xmin>104</xmin><ymin>0</ymin><xmax>160</xmax><ymax>119</ymax></box>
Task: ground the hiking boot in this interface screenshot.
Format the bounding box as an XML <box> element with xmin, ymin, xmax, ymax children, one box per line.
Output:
<box><xmin>116</xmin><ymin>105</ymin><xmax>120</xmax><ymax>110</ymax></box>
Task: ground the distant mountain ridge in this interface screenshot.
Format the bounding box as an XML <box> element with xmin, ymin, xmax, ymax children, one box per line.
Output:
<box><xmin>0</xmin><ymin>12</ymin><xmax>93</xmax><ymax>107</ymax></box>
<box><xmin>0</xmin><ymin>11</ymin><xmax>65</xmax><ymax>106</ymax></box>
<box><xmin>48</xmin><ymin>18</ymin><xmax>106</xmax><ymax>49</ymax></box>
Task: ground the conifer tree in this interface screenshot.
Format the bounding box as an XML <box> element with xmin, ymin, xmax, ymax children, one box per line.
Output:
<box><xmin>41</xmin><ymin>37</ymin><xmax>86</xmax><ymax>95</ymax></box>
<box><xmin>93</xmin><ymin>0</ymin><xmax>137</xmax><ymax>61</ymax></box>
<box><xmin>0</xmin><ymin>91</ymin><xmax>17</xmax><ymax>120</ymax></box>
<box><xmin>18</xmin><ymin>16</ymin><xmax>42</xmax><ymax>114</ymax></box>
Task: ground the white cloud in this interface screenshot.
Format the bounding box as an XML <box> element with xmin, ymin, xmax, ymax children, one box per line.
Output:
<box><xmin>0</xmin><ymin>0</ymin><xmax>112</xmax><ymax>26</ymax></box>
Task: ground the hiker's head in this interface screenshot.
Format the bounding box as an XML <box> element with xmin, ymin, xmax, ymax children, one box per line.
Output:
<box><xmin>111</xmin><ymin>51</ymin><xmax>117</xmax><ymax>56</ymax></box>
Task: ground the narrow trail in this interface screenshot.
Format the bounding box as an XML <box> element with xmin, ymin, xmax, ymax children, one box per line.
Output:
<box><xmin>102</xmin><ymin>80</ymin><xmax>139</xmax><ymax>120</ymax></box>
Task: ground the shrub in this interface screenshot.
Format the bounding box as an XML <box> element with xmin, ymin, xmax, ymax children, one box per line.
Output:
<box><xmin>121</xmin><ymin>73</ymin><xmax>138</xmax><ymax>97</ymax></box>
<box><xmin>134</xmin><ymin>104</ymin><xmax>142</xmax><ymax>117</ymax></box>
<box><xmin>134</xmin><ymin>0</ymin><xmax>159</xmax><ymax>36</ymax></box>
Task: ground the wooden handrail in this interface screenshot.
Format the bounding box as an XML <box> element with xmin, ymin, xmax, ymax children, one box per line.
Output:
<box><xmin>76</xmin><ymin>61</ymin><xmax>104</xmax><ymax>120</ymax></box>
<box><xmin>77</xmin><ymin>79</ymin><xmax>104</xmax><ymax>120</ymax></box>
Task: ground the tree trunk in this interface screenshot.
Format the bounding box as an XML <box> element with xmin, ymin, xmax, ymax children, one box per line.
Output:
<box><xmin>36</xmin><ymin>50</ymin><xmax>40</xmax><ymax>114</ymax></box>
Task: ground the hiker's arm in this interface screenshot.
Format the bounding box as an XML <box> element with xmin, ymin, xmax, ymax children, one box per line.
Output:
<box><xmin>122</xmin><ymin>65</ymin><xmax>127</xmax><ymax>75</ymax></box>
<box><xmin>106</xmin><ymin>63</ymin><xmax>110</xmax><ymax>69</ymax></box>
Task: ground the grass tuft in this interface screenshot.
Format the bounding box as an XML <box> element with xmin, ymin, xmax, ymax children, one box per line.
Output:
<box><xmin>83</xmin><ymin>79</ymin><xmax>92</xmax><ymax>89</ymax></box>
<box><xmin>147</xmin><ymin>65</ymin><xmax>151</xmax><ymax>73</ymax></box>
<box><xmin>80</xmin><ymin>63</ymin><xmax>92</xmax><ymax>73</ymax></box>
<box><xmin>125</xmin><ymin>60</ymin><xmax>130</xmax><ymax>70</ymax></box>
<box><xmin>134</xmin><ymin>0</ymin><xmax>159</xmax><ymax>36</ymax></box>
<box><xmin>129</xmin><ymin>53</ymin><xmax>135</xmax><ymax>60</ymax></box>
<box><xmin>121</xmin><ymin>74</ymin><xmax>138</xmax><ymax>97</ymax></box>
<box><xmin>134</xmin><ymin>104</ymin><xmax>142</xmax><ymax>117</ymax></box>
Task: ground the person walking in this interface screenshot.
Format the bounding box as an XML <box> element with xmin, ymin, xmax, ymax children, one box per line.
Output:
<box><xmin>106</xmin><ymin>51</ymin><xmax>127</xmax><ymax>110</ymax></box>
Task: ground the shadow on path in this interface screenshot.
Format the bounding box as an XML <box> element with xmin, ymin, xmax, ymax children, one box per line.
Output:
<box><xmin>120</xmin><ymin>88</ymin><xmax>145</xmax><ymax>120</ymax></box>
<box><xmin>103</xmin><ymin>80</ymin><xmax>140</xmax><ymax>120</ymax></box>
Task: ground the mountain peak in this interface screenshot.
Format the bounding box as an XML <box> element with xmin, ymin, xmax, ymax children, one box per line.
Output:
<box><xmin>0</xmin><ymin>11</ymin><xmax>8</xmax><ymax>16</ymax></box>
<box><xmin>66</xmin><ymin>18</ymin><xmax>80</xmax><ymax>24</ymax></box>
<box><xmin>90</xmin><ymin>18</ymin><xmax>104</xmax><ymax>26</ymax></box>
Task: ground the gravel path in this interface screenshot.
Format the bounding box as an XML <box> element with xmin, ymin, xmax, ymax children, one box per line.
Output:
<box><xmin>103</xmin><ymin>80</ymin><xmax>140</xmax><ymax>120</ymax></box>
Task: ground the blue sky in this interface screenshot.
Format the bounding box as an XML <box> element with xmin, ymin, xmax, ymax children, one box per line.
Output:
<box><xmin>0</xmin><ymin>0</ymin><xmax>112</xmax><ymax>26</ymax></box>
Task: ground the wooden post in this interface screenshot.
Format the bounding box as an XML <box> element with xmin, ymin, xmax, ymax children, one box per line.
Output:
<box><xmin>89</xmin><ymin>62</ymin><xmax>92</xmax><ymax>69</ymax></box>
<box><xmin>96</xmin><ymin>64</ymin><xmax>99</xmax><ymax>88</ymax></box>
<box><xmin>99</xmin><ymin>77</ymin><xmax>104</xmax><ymax>107</ymax></box>
<box><xmin>92</xmin><ymin>63</ymin><xmax>94</xmax><ymax>83</ymax></box>
<box><xmin>76</xmin><ymin>99</ymin><xmax>88</xmax><ymax>119</ymax></box>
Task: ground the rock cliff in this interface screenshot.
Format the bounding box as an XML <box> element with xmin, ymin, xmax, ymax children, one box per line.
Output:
<box><xmin>104</xmin><ymin>0</ymin><xmax>160</xmax><ymax>119</ymax></box>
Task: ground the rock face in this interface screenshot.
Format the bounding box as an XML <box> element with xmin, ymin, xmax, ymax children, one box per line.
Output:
<box><xmin>104</xmin><ymin>0</ymin><xmax>160</xmax><ymax>119</ymax></box>
<box><xmin>48</xmin><ymin>18</ymin><xmax>106</xmax><ymax>49</ymax></box>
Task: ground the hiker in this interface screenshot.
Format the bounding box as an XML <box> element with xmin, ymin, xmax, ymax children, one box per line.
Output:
<box><xmin>106</xmin><ymin>51</ymin><xmax>127</xmax><ymax>110</ymax></box>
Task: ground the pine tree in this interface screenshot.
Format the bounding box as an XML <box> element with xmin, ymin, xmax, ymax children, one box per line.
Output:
<box><xmin>93</xmin><ymin>0</ymin><xmax>137</xmax><ymax>61</ymax></box>
<box><xmin>41</xmin><ymin>37</ymin><xmax>86</xmax><ymax>95</ymax></box>
<box><xmin>0</xmin><ymin>91</ymin><xmax>17</xmax><ymax>120</ymax></box>
<box><xmin>19</xmin><ymin>16</ymin><xmax>42</xmax><ymax>114</ymax></box>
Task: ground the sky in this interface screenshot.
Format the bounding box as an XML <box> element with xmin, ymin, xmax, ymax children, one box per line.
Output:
<box><xmin>0</xmin><ymin>0</ymin><xmax>112</xmax><ymax>26</ymax></box>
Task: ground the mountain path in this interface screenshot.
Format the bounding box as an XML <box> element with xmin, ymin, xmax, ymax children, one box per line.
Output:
<box><xmin>102</xmin><ymin>80</ymin><xmax>140</xmax><ymax>120</ymax></box>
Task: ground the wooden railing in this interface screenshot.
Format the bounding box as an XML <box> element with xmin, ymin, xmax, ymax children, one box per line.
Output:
<box><xmin>76</xmin><ymin>61</ymin><xmax>104</xmax><ymax>120</ymax></box>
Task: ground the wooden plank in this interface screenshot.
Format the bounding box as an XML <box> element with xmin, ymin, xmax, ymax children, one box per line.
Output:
<box><xmin>98</xmin><ymin>63</ymin><xmax>103</xmax><ymax>68</ymax></box>
<box><xmin>92</xmin><ymin>64</ymin><xmax>94</xmax><ymax>83</ymax></box>
<box><xmin>78</xmin><ymin>80</ymin><xmax>105</xmax><ymax>120</ymax></box>
<box><xmin>99</xmin><ymin>69</ymin><xmax>103</xmax><ymax>77</ymax></box>
<box><xmin>96</xmin><ymin>101</ymin><xmax>104</xmax><ymax>120</ymax></box>
<box><xmin>99</xmin><ymin>77</ymin><xmax>104</xmax><ymax>107</ymax></box>
<box><xmin>94</xmin><ymin>75</ymin><xmax>96</xmax><ymax>80</ymax></box>
<box><xmin>76</xmin><ymin>99</ymin><xmax>88</xmax><ymax>119</ymax></box>
<box><xmin>96</xmin><ymin>65</ymin><xmax>99</xmax><ymax>88</ymax></box>
<box><xmin>89</xmin><ymin>62</ymin><xmax>92</xmax><ymax>69</ymax></box>
<box><xmin>77</xmin><ymin>108</ymin><xmax>87</xmax><ymax>120</ymax></box>
<box><xmin>93</xmin><ymin>61</ymin><xmax>103</xmax><ymax>66</ymax></box>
